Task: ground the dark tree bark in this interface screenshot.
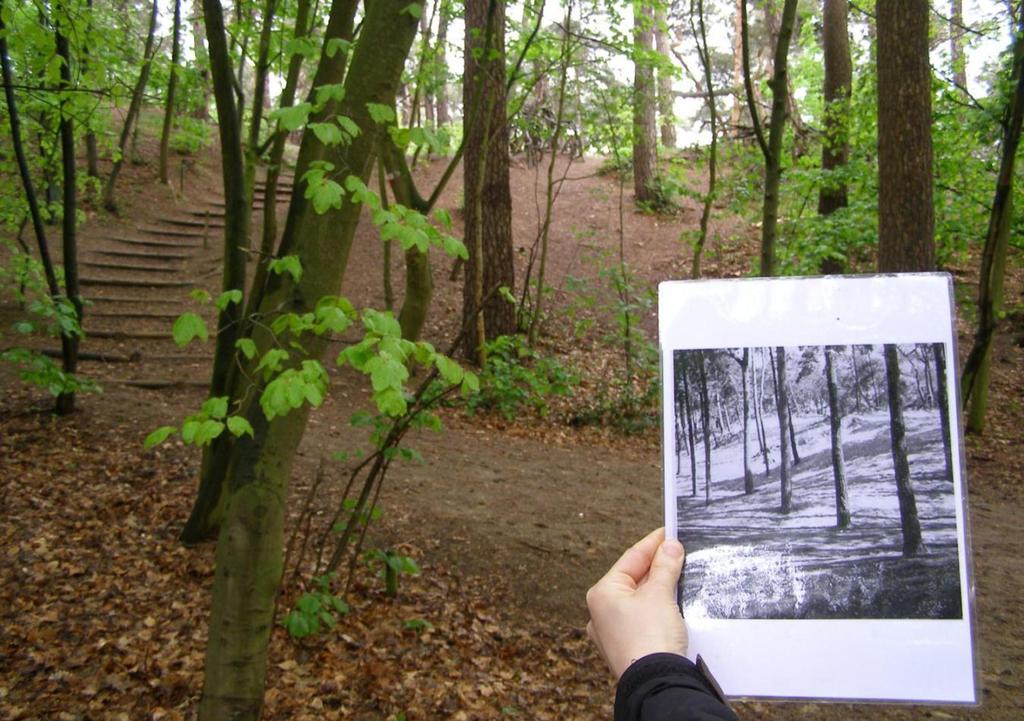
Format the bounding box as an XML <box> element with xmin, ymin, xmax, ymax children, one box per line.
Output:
<box><xmin>877</xmin><ymin>0</ymin><xmax>935</xmax><ymax>273</ymax></box>
<box><xmin>462</xmin><ymin>0</ymin><xmax>515</xmax><ymax>361</ymax></box>
<box><xmin>160</xmin><ymin>0</ymin><xmax>183</xmax><ymax>184</ymax></box>
<box><xmin>741</xmin><ymin>0</ymin><xmax>799</xmax><ymax>277</ymax></box>
<box><xmin>697</xmin><ymin>350</ymin><xmax>712</xmax><ymax>505</ymax></box>
<box><xmin>83</xmin><ymin>0</ymin><xmax>99</xmax><ymax>178</ymax></box>
<box><xmin>883</xmin><ymin>344</ymin><xmax>924</xmax><ymax>557</ymax></box>
<box><xmin>818</xmin><ymin>0</ymin><xmax>851</xmax><ymax>273</ymax></box>
<box><xmin>655</xmin><ymin>6</ymin><xmax>676</xmax><ymax>149</ymax></box>
<box><xmin>933</xmin><ymin>342</ymin><xmax>954</xmax><ymax>482</ymax></box>
<box><xmin>55</xmin><ymin>18</ymin><xmax>81</xmax><ymax>416</ymax></box>
<box><xmin>180</xmin><ymin>0</ymin><xmax>254</xmax><ymax>544</ymax></box>
<box><xmin>774</xmin><ymin>347</ymin><xmax>791</xmax><ymax>513</ymax></box>
<box><xmin>103</xmin><ymin>0</ymin><xmax>159</xmax><ymax>211</ymax></box>
<box><xmin>824</xmin><ymin>345</ymin><xmax>850</xmax><ymax>528</ymax></box>
<box><xmin>632</xmin><ymin>0</ymin><xmax>658</xmax><ymax>204</ymax></box>
<box><xmin>961</xmin><ymin>16</ymin><xmax>1024</xmax><ymax>433</ymax></box>
<box><xmin>196</xmin><ymin>2</ymin><xmax>423</xmax><ymax>718</ymax></box>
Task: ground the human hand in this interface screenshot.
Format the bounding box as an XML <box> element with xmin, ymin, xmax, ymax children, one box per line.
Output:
<box><xmin>586</xmin><ymin>528</ymin><xmax>688</xmax><ymax>680</ymax></box>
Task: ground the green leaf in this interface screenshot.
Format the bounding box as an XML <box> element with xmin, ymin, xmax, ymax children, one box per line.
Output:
<box><xmin>362</xmin><ymin>309</ymin><xmax>402</xmax><ymax>338</ymax></box>
<box><xmin>215</xmin><ymin>289</ymin><xmax>243</xmax><ymax>311</ymax></box>
<box><xmin>201</xmin><ymin>395</ymin><xmax>229</xmax><ymax>419</ymax></box>
<box><xmin>337</xmin><ymin>115</ymin><xmax>361</xmax><ymax>139</ymax></box>
<box><xmin>284</xmin><ymin>610</ymin><xmax>314</xmax><ymax>638</ymax></box>
<box><xmin>442</xmin><ymin>234</ymin><xmax>468</xmax><ymax>260</ymax></box>
<box><xmin>236</xmin><ymin>338</ymin><xmax>258</xmax><ymax>360</ymax></box>
<box><xmin>307</xmin><ymin>177</ymin><xmax>345</xmax><ymax>214</ymax></box>
<box><xmin>271</xmin><ymin>102</ymin><xmax>312</xmax><ymax>131</ymax></box>
<box><xmin>172</xmin><ymin>313</ymin><xmax>209</xmax><ymax>347</ymax></box>
<box><xmin>144</xmin><ymin>425</ymin><xmax>176</xmax><ymax>450</ymax></box>
<box><xmin>325</xmin><ymin>37</ymin><xmax>352</xmax><ymax>58</ymax></box>
<box><xmin>269</xmin><ymin>255</ymin><xmax>303</xmax><ymax>283</ymax></box>
<box><xmin>256</xmin><ymin>348</ymin><xmax>289</xmax><ymax>377</ymax></box>
<box><xmin>365</xmin><ymin>353</ymin><xmax>409</xmax><ymax>393</ymax></box>
<box><xmin>350</xmin><ymin>410</ymin><xmax>374</xmax><ymax>427</ymax></box>
<box><xmin>190</xmin><ymin>289</ymin><xmax>212</xmax><ymax>304</ymax></box>
<box><xmin>434</xmin><ymin>354</ymin><xmax>464</xmax><ymax>385</ymax></box>
<box><xmin>297</xmin><ymin>594</ymin><xmax>322</xmax><ymax>614</ymax></box>
<box><xmin>461</xmin><ymin>371</ymin><xmax>481</xmax><ymax>395</ymax></box>
<box><xmin>401</xmin><ymin>3</ymin><xmax>422</xmax><ymax>19</ymax></box>
<box><xmin>309</xmin><ymin>121</ymin><xmax>345</xmax><ymax>146</ymax></box>
<box><xmin>284</xmin><ymin>36</ymin><xmax>318</xmax><ymax>59</ymax></box>
<box><xmin>315</xmin><ymin>82</ymin><xmax>346</xmax><ymax>106</ymax></box>
<box><xmin>375</xmin><ymin>386</ymin><xmax>407</xmax><ymax>416</ymax></box>
<box><xmin>193</xmin><ymin>419</ymin><xmax>226</xmax><ymax>446</ymax></box>
<box><xmin>226</xmin><ymin>416</ymin><xmax>254</xmax><ymax>438</ymax></box>
<box><xmin>366</xmin><ymin>103</ymin><xmax>396</xmax><ymax>124</ymax></box>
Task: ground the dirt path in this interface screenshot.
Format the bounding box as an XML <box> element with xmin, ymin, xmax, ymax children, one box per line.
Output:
<box><xmin>2</xmin><ymin>145</ymin><xmax>1022</xmax><ymax>719</ymax></box>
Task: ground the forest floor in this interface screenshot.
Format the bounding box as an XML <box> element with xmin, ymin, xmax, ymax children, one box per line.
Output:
<box><xmin>1</xmin><ymin>132</ymin><xmax>1023</xmax><ymax>721</ymax></box>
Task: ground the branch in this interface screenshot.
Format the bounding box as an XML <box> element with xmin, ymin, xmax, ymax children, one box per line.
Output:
<box><xmin>740</xmin><ymin>0</ymin><xmax>769</xmax><ymax>157</ymax></box>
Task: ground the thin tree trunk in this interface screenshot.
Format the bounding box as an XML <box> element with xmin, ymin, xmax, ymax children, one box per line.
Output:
<box><xmin>435</xmin><ymin>3</ymin><xmax>450</xmax><ymax>126</ymax></box>
<box><xmin>681</xmin><ymin>355</ymin><xmax>698</xmax><ymax>496</ymax></box>
<box><xmin>55</xmin><ymin>19</ymin><xmax>81</xmax><ymax>416</ymax></box>
<box><xmin>818</xmin><ymin>0</ymin><xmax>851</xmax><ymax>273</ymax></box>
<box><xmin>786</xmin><ymin>396</ymin><xmax>800</xmax><ymax>464</ymax></box>
<box><xmin>191</xmin><ymin>0</ymin><xmax>211</xmax><ymax>119</ymax></box>
<box><xmin>883</xmin><ymin>344</ymin><xmax>924</xmax><ymax>557</ymax></box>
<box><xmin>731</xmin><ymin>0</ymin><xmax>743</xmax><ymax>133</ymax></box>
<box><xmin>753</xmin><ymin>351</ymin><xmax>771</xmax><ymax>475</ymax></box>
<box><xmin>196</xmin><ymin>3</ymin><xmax>422</xmax><ymax>718</ymax></box>
<box><xmin>739</xmin><ymin>349</ymin><xmax>753</xmax><ymax>493</ymax></box>
<box><xmin>961</xmin><ymin>16</ymin><xmax>1024</xmax><ymax>433</ymax></box>
<box><xmin>774</xmin><ymin>347</ymin><xmax>791</xmax><ymax>513</ymax></box>
<box><xmin>632</xmin><ymin>0</ymin><xmax>658</xmax><ymax>204</ymax></box>
<box><xmin>824</xmin><ymin>345</ymin><xmax>850</xmax><ymax>528</ymax></box>
<box><xmin>950</xmin><ymin>0</ymin><xmax>968</xmax><ymax>91</ymax></box>
<box><xmin>83</xmin><ymin>0</ymin><xmax>99</xmax><ymax>178</ymax></box>
<box><xmin>691</xmin><ymin>0</ymin><xmax>717</xmax><ymax>278</ymax></box>
<box><xmin>103</xmin><ymin>0</ymin><xmax>159</xmax><ymax>212</ymax></box>
<box><xmin>160</xmin><ymin>0</ymin><xmax>183</xmax><ymax>184</ymax></box>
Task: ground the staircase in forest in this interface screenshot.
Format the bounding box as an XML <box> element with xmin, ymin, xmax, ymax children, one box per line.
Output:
<box><xmin>67</xmin><ymin>177</ymin><xmax>293</xmax><ymax>391</ymax></box>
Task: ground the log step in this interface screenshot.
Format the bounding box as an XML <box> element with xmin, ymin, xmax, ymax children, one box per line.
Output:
<box><xmin>81</xmin><ymin>260</ymin><xmax>182</xmax><ymax>273</ymax></box>
<box><xmin>93</xmin><ymin>249</ymin><xmax>192</xmax><ymax>260</ymax></box>
<box><xmin>106</xmin><ymin>236</ymin><xmax>201</xmax><ymax>248</ymax></box>
<box><xmin>89</xmin><ymin>310</ymin><xmax>184</xmax><ymax>320</ymax></box>
<box><xmin>100</xmin><ymin>378</ymin><xmax>209</xmax><ymax>389</ymax></box>
<box><xmin>80</xmin><ymin>276</ymin><xmax>192</xmax><ymax>288</ymax></box>
<box><xmin>85</xmin><ymin>295</ymin><xmax>184</xmax><ymax>304</ymax></box>
<box><xmin>86</xmin><ymin>328</ymin><xmax>174</xmax><ymax>340</ymax></box>
<box><xmin>40</xmin><ymin>348</ymin><xmax>136</xmax><ymax>363</ymax></box>
<box><xmin>136</xmin><ymin>226</ymin><xmax>207</xmax><ymax>238</ymax></box>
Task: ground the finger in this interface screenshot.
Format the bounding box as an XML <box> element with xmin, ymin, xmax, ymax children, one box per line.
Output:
<box><xmin>601</xmin><ymin>528</ymin><xmax>666</xmax><ymax>586</ymax></box>
<box><xmin>643</xmin><ymin>538</ymin><xmax>685</xmax><ymax>594</ymax></box>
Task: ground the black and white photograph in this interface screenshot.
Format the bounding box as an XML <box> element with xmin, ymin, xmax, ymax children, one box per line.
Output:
<box><xmin>659</xmin><ymin>275</ymin><xmax>976</xmax><ymax>703</ymax></box>
<box><xmin>672</xmin><ymin>343</ymin><xmax>961</xmax><ymax>621</ymax></box>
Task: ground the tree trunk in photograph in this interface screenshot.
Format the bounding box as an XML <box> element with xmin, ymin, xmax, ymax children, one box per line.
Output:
<box><xmin>850</xmin><ymin>347</ymin><xmax>864</xmax><ymax>413</ymax></box>
<box><xmin>691</xmin><ymin>0</ymin><xmax>717</xmax><ymax>279</ymax></box>
<box><xmin>632</xmin><ymin>0</ymin><xmax>657</xmax><ymax>204</ymax></box>
<box><xmin>103</xmin><ymin>0</ymin><xmax>159</xmax><ymax>212</ymax></box>
<box><xmin>753</xmin><ymin>352</ymin><xmax>770</xmax><ymax>476</ymax></box>
<box><xmin>160</xmin><ymin>0</ymin><xmax>183</xmax><ymax>185</ymax></box>
<box><xmin>180</xmin><ymin>0</ymin><xmax>254</xmax><ymax>545</ymax></box>
<box><xmin>674</xmin><ymin>396</ymin><xmax>686</xmax><ymax>477</ymax></box>
<box><xmin>876</xmin><ymin>0</ymin><xmax>935</xmax><ymax>273</ymax></box>
<box><xmin>824</xmin><ymin>345</ymin><xmax>850</xmax><ymax>529</ymax></box>
<box><xmin>196</xmin><ymin>3</ymin><xmax>422</xmax><ymax>718</ymax></box>
<box><xmin>462</xmin><ymin>0</ymin><xmax>515</xmax><ymax>361</ymax></box>
<box><xmin>774</xmin><ymin>347</ymin><xmax>791</xmax><ymax>514</ymax></box>
<box><xmin>883</xmin><ymin>343</ymin><xmax>924</xmax><ymax>557</ymax></box>
<box><xmin>56</xmin><ymin>22</ymin><xmax>80</xmax><ymax>416</ymax></box>
<box><xmin>655</xmin><ymin>5</ymin><xmax>675</xmax><ymax>149</ymax></box>
<box><xmin>818</xmin><ymin>0</ymin><xmax>851</xmax><ymax>274</ymax></box>
<box><xmin>932</xmin><ymin>343</ymin><xmax>954</xmax><ymax>482</ymax></box>
<box><xmin>739</xmin><ymin>349</ymin><xmax>753</xmax><ymax>493</ymax></box>
<box><xmin>681</xmin><ymin>355</ymin><xmax>698</xmax><ymax>496</ymax></box>
<box><xmin>697</xmin><ymin>351</ymin><xmax>712</xmax><ymax>505</ymax></box>
<box><xmin>961</xmin><ymin>17</ymin><xmax>1024</xmax><ymax>433</ymax></box>
<box><xmin>786</xmin><ymin>396</ymin><xmax>800</xmax><ymax>465</ymax></box>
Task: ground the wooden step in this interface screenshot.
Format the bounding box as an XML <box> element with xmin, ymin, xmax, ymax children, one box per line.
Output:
<box><xmin>81</xmin><ymin>260</ymin><xmax>182</xmax><ymax>273</ymax></box>
<box><xmin>93</xmin><ymin>249</ymin><xmax>192</xmax><ymax>261</ymax></box>
<box><xmin>38</xmin><ymin>348</ymin><xmax>137</xmax><ymax>363</ymax></box>
<box><xmin>99</xmin><ymin>378</ymin><xmax>210</xmax><ymax>389</ymax></box>
<box><xmin>85</xmin><ymin>294</ymin><xmax>184</xmax><ymax>304</ymax></box>
<box><xmin>86</xmin><ymin>328</ymin><xmax>174</xmax><ymax>340</ymax></box>
<box><xmin>156</xmin><ymin>217</ymin><xmax>225</xmax><ymax>229</ymax></box>
<box><xmin>89</xmin><ymin>310</ymin><xmax>184</xmax><ymax>320</ymax></box>
<box><xmin>106</xmin><ymin>236</ymin><xmax>201</xmax><ymax>249</ymax></box>
<box><xmin>136</xmin><ymin>226</ymin><xmax>207</xmax><ymax>238</ymax></box>
<box><xmin>80</xmin><ymin>276</ymin><xmax>192</xmax><ymax>288</ymax></box>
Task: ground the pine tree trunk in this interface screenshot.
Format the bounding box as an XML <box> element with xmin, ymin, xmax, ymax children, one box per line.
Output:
<box><xmin>824</xmin><ymin>345</ymin><xmax>850</xmax><ymax>528</ymax></box>
<box><xmin>877</xmin><ymin>0</ymin><xmax>935</xmax><ymax>273</ymax></box>
<box><xmin>159</xmin><ymin>0</ymin><xmax>183</xmax><ymax>184</ymax></box>
<box><xmin>883</xmin><ymin>344</ymin><xmax>924</xmax><ymax>557</ymax></box>
<box><xmin>818</xmin><ymin>0</ymin><xmax>851</xmax><ymax>272</ymax></box>
<box><xmin>655</xmin><ymin>6</ymin><xmax>675</xmax><ymax>149</ymax></box>
<box><xmin>632</xmin><ymin>1</ymin><xmax>658</xmax><ymax>204</ymax></box>
<box><xmin>196</xmin><ymin>2</ymin><xmax>422</xmax><ymax>717</ymax></box>
<box><xmin>103</xmin><ymin>0</ymin><xmax>159</xmax><ymax>212</ymax></box>
<box><xmin>462</xmin><ymin>0</ymin><xmax>515</xmax><ymax>360</ymax></box>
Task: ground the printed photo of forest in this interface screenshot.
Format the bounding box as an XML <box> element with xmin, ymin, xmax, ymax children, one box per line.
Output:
<box><xmin>672</xmin><ymin>343</ymin><xmax>964</xmax><ymax>621</ymax></box>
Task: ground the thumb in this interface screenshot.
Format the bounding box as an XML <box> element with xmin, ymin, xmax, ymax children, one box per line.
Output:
<box><xmin>645</xmin><ymin>539</ymin><xmax>685</xmax><ymax>593</ymax></box>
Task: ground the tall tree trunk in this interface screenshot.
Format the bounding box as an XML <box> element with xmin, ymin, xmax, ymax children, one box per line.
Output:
<box><xmin>180</xmin><ymin>0</ymin><xmax>254</xmax><ymax>544</ymax></box>
<box><xmin>83</xmin><ymin>0</ymin><xmax>99</xmax><ymax>178</ymax></box>
<box><xmin>191</xmin><ymin>0</ymin><xmax>211</xmax><ymax>119</ymax></box>
<box><xmin>196</xmin><ymin>2</ymin><xmax>422</xmax><ymax>718</ymax></box>
<box><xmin>655</xmin><ymin>6</ymin><xmax>676</xmax><ymax>149</ymax></box>
<box><xmin>883</xmin><ymin>344</ymin><xmax>924</xmax><ymax>557</ymax></box>
<box><xmin>462</xmin><ymin>0</ymin><xmax>515</xmax><ymax>361</ymax></box>
<box><xmin>741</xmin><ymin>0</ymin><xmax>798</xmax><ymax>277</ymax></box>
<box><xmin>933</xmin><ymin>342</ymin><xmax>954</xmax><ymax>482</ymax></box>
<box><xmin>55</xmin><ymin>18</ymin><xmax>81</xmax><ymax>416</ymax></box>
<box><xmin>159</xmin><ymin>0</ymin><xmax>183</xmax><ymax>184</ymax></box>
<box><xmin>774</xmin><ymin>346</ymin><xmax>791</xmax><ymax>513</ymax></box>
<box><xmin>877</xmin><ymin>0</ymin><xmax>935</xmax><ymax>273</ymax></box>
<box><xmin>691</xmin><ymin>0</ymin><xmax>717</xmax><ymax>278</ymax></box>
<box><xmin>786</xmin><ymin>396</ymin><xmax>800</xmax><ymax>464</ymax></box>
<box><xmin>632</xmin><ymin>0</ymin><xmax>658</xmax><ymax>204</ymax></box>
<box><xmin>753</xmin><ymin>351</ymin><xmax>771</xmax><ymax>475</ymax></box>
<box><xmin>697</xmin><ymin>350</ymin><xmax>712</xmax><ymax>505</ymax></box>
<box><xmin>950</xmin><ymin>0</ymin><xmax>968</xmax><ymax>91</ymax></box>
<box><xmin>818</xmin><ymin>0</ymin><xmax>851</xmax><ymax>273</ymax></box>
<box><xmin>824</xmin><ymin>345</ymin><xmax>850</xmax><ymax>528</ymax></box>
<box><xmin>435</xmin><ymin>3</ymin><xmax>450</xmax><ymax>126</ymax></box>
<box><xmin>103</xmin><ymin>0</ymin><xmax>159</xmax><ymax>212</ymax></box>
<box><xmin>731</xmin><ymin>0</ymin><xmax>743</xmax><ymax>133</ymax></box>
<box><xmin>961</xmin><ymin>17</ymin><xmax>1024</xmax><ymax>433</ymax></box>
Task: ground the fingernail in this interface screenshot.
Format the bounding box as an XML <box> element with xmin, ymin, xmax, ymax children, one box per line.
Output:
<box><xmin>662</xmin><ymin>539</ymin><xmax>683</xmax><ymax>558</ymax></box>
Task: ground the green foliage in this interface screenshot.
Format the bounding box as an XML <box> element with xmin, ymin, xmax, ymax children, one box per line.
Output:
<box><xmin>282</xmin><ymin>575</ymin><xmax>350</xmax><ymax>639</ymax></box>
<box><xmin>465</xmin><ymin>335</ymin><xmax>579</xmax><ymax>420</ymax></box>
<box><xmin>365</xmin><ymin>548</ymin><xmax>420</xmax><ymax>597</ymax></box>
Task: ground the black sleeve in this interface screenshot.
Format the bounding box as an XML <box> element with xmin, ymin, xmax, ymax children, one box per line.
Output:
<box><xmin>613</xmin><ymin>653</ymin><xmax>740</xmax><ymax>721</ymax></box>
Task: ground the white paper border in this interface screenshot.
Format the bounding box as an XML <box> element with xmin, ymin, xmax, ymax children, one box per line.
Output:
<box><xmin>659</xmin><ymin>274</ymin><xmax>977</xmax><ymax>703</ymax></box>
